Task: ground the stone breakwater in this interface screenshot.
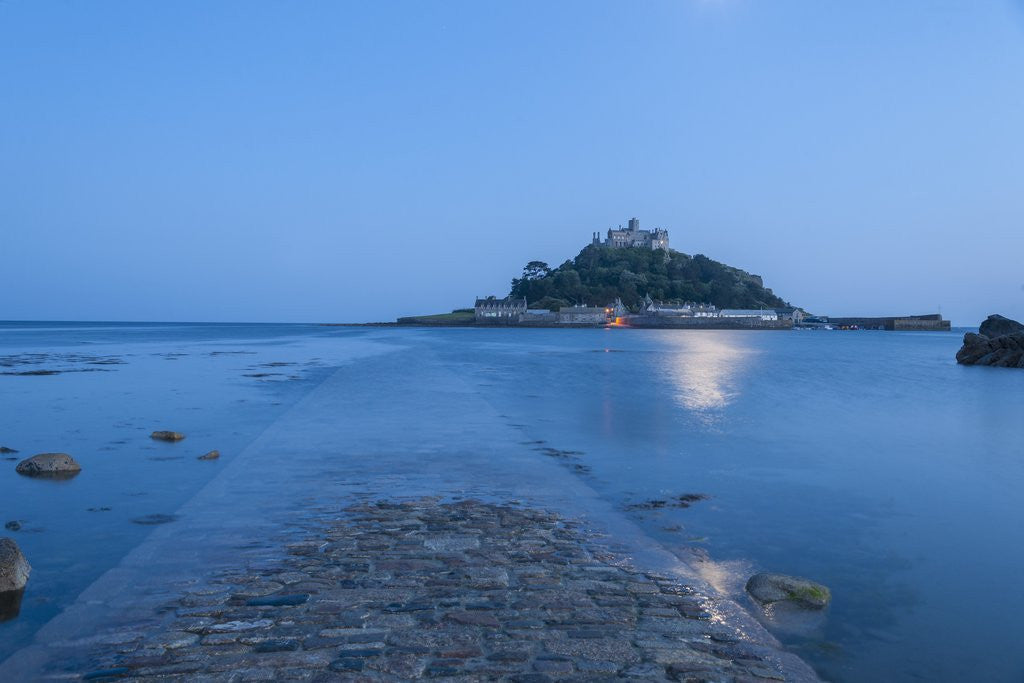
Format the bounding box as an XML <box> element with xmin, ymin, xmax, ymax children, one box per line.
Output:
<box><xmin>61</xmin><ymin>499</ymin><xmax>815</xmax><ymax>682</ymax></box>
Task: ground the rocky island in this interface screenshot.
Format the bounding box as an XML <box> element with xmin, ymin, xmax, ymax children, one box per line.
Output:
<box><xmin>396</xmin><ymin>218</ymin><xmax>950</xmax><ymax>331</ymax></box>
<box><xmin>400</xmin><ymin>218</ymin><xmax>802</xmax><ymax>329</ymax></box>
<box><xmin>956</xmin><ymin>314</ymin><xmax>1024</xmax><ymax>368</ymax></box>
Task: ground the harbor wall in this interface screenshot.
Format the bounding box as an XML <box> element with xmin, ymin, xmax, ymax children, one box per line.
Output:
<box><xmin>827</xmin><ymin>314</ymin><xmax>950</xmax><ymax>331</ymax></box>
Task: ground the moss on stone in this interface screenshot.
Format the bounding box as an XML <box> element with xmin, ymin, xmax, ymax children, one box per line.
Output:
<box><xmin>788</xmin><ymin>584</ymin><xmax>831</xmax><ymax>607</ymax></box>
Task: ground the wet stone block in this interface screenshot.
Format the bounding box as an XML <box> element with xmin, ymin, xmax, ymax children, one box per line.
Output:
<box><xmin>47</xmin><ymin>498</ymin><xmax>817</xmax><ymax>683</ymax></box>
<box><xmin>329</xmin><ymin>658</ymin><xmax>364</xmax><ymax>672</ymax></box>
<box><xmin>246</xmin><ymin>593</ymin><xmax>309</xmax><ymax>607</ymax></box>
<box><xmin>251</xmin><ymin>638</ymin><xmax>300</xmax><ymax>652</ymax></box>
<box><xmin>337</xmin><ymin>646</ymin><xmax>383</xmax><ymax>658</ymax></box>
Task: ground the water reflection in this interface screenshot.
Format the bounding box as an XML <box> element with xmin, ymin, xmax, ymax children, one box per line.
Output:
<box><xmin>662</xmin><ymin>332</ymin><xmax>754</xmax><ymax>419</ymax></box>
<box><xmin>757</xmin><ymin>599</ymin><xmax>828</xmax><ymax>639</ymax></box>
<box><xmin>0</xmin><ymin>590</ymin><xmax>25</xmax><ymax>622</ymax></box>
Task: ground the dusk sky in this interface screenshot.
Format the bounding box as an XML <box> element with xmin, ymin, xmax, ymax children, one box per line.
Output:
<box><xmin>2</xmin><ymin>1</ymin><xmax>1022</xmax><ymax>325</ymax></box>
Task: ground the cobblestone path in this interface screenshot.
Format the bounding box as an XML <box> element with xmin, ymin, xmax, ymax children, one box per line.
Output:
<box><xmin>75</xmin><ymin>498</ymin><xmax>816</xmax><ymax>681</ymax></box>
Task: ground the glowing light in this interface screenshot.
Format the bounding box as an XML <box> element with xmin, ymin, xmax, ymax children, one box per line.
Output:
<box><xmin>663</xmin><ymin>332</ymin><xmax>753</xmax><ymax>417</ymax></box>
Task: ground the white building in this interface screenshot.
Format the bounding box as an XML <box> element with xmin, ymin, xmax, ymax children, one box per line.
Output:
<box><xmin>719</xmin><ymin>309</ymin><xmax>779</xmax><ymax>321</ymax></box>
<box><xmin>474</xmin><ymin>296</ymin><xmax>527</xmax><ymax>320</ymax></box>
<box><xmin>643</xmin><ymin>295</ymin><xmax>718</xmax><ymax>318</ymax></box>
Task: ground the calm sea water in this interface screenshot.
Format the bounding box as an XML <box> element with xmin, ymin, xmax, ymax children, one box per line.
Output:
<box><xmin>1</xmin><ymin>321</ymin><xmax>1022</xmax><ymax>681</ymax></box>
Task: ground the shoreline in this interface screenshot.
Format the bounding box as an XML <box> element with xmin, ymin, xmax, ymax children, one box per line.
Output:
<box><xmin>321</xmin><ymin>322</ymin><xmax>796</xmax><ymax>330</ymax></box>
<box><xmin>321</xmin><ymin>321</ymin><xmax>951</xmax><ymax>332</ymax></box>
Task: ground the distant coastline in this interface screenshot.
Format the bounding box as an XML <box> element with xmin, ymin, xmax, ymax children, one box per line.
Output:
<box><xmin>323</xmin><ymin>314</ymin><xmax>950</xmax><ymax>332</ymax></box>
<box><xmin>377</xmin><ymin>218</ymin><xmax>951</xmax><ymax>332</ymax></box>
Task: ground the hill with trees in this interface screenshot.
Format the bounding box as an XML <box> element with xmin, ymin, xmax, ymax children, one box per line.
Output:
<box><xmin>509</xmin><ymin>245</ymin><xmax>790</xmax><ymax>312</ymax></box>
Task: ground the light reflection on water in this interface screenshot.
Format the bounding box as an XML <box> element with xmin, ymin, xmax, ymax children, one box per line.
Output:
<box><xmin>664</xmin><ymin>331</ymin><xmax>755</xmax><ymax>417</ymax></box>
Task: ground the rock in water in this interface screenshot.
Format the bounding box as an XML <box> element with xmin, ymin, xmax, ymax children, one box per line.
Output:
<box><xmin>980</xmin><ymin>314</ymin><xmax>1024</xmax><ymax>338</ymax></box>
<box><xmin>131</xmin><ymin>514</ymin><xmax>179</xmax><ymax>525</ymax></box>
<box><xmin>0</xmin><ymin>447</ymin><xmax>18</xmax><ymax>454</ymax></box>
<box><xmin>956</xmin><ymin>315</ymin><xmax>1024</xmax><ymax>369</ymax></box>
<box><xmin>197</xmin><ymin>450</ymin><xmax>220</xmax><ymax>460</ymax></box>
<box><xmin>0</xmin><ymin>538</ymin><xmax>31</xmax><ymax>593</ymax></box>
<box><xmin>151</xmin><ymin>431</ymin><xmax>186</xmax><ymax>442</ymax></box>
<box><xmin>15</xmin><ymin>453</ymin><xmax>82</xmax><ymax>477</ymax></box>
<box><xmin>746</xmin><ymin>573</ymin><xmax>831</xmax><ymax>609</ymax></box>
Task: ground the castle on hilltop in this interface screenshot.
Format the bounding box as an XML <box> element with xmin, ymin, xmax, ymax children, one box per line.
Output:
<box><xmin>592</xmin><ymin>217</ymin><xmax>669</xmax><ymax>251</ymax></box>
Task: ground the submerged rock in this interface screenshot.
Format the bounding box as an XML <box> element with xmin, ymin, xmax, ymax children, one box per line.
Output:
<box><xmin>15</xmin><ymin>453</ymin><xmax>82</xmax><ymax>478</ymax></box>
<box><xmin>625</xmin><ymin>493</ymin><xmax>709</xmax><ymax>511</ymax></box>
<box><xmin>0</xmin><ymin>538</ymin><xmax>31</xmax><ymax>593</ymax></box>
<box><xmin>151</xmin><ymin>431</ymin><xmax>186</xmax><ymax>441</ymax></box>
<box><xmin>4</xmin><ymin>521</ymin><xmax>21</xmax><ymax>532</ymax></box>
<box><xmin>956</xmin><ymin>315</ymin><xmax>1024</xmax><ymax>369</ymax></box>
<box><xmin>0</xmin><ymin>446</ymin><xmax>18</xmax><ymax>454</ymax></box>
<box><xmin>81</xmin><ymin>668</ymin><xmax>131</xmax><ymax>680</ymax></box>
<box><xmin>197</xmin><ymin>450</ymin><xmax>220</xmax><ymax>460</ymax></box>
<box><xmin>746</xmin><ymin>573</ymin><xmax>831</xmax><ymax>609</ymax></box>
<box><xmin>131</xmin><ymin>514</ymin><xmax>179</xmax><ymax>525</ymax></box>
<box><xmin>246</xmin><ymin>593</ymin><xmax>309</xmax><ymax>607</ymax></box>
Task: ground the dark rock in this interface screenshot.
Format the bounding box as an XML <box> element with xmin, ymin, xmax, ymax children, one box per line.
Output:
<box><xmin>626</xmin><ymin>493</ymin><xmax>708</xmax><ymax>511</ymax></box>
<box><xmin>81</xmin><ymin>668</ymin><xmax>131</xmax><ymax>680</ymax></box>
<box><xmin>15</xmin><ymin>453</ymin><xmax>81</xmax><ymax>478</ymax></box>
<box><xmin>1</xmin><ymin>369</ymin><xmax>61</xmax><ymax>376</ymax></box>
<box><xmin>4</xmin><ymin>521</ymin><xmax>21</xmax><ymax>531</ymax></box>
<box><xmin>0</xmin><ymin>447</ymin><xmax>17</xmax><ymax>454</ymax></box>
<box><xmin>0</xmin><ymin>538</ymin><xmax>31</xmax><ymax>593</ymax></box>
<box><xmin>131</xmin><ymin>514</ymin><xmax>179</xmax><ymax>525</ymax></box>
<box><xmin>150</xmin><ymin>431</ymin><xmax>185</xmax><ymax>441</ymax></box>
<box><xmin>956</xmin><ymin>316</ymin><xmax>1024</xmax><ymax>369</ymax></box>
<box><xmin>198</xmin><ymin>450</ymin><xmax>220</xmax><ymax>460</ymax></box>
<box><xmin>746</xmin><ymin>573</ymin><xmax>830</xmax><ymax>609</ymax></box>
<box><xmin>980</xmin><ymin>314</ymin><xmax>1024</xmax><ymax>338</ymax></box>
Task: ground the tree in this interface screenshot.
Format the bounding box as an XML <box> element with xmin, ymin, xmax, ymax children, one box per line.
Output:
<box><xmin>521</xmin><ymin>261</ymin><xmax>551</xmax><ymax>280</ymax></box>
<box><xmin>508</xmin><ymin>244</ymin><xmax>790</xmax><ymax>311</ymax></box>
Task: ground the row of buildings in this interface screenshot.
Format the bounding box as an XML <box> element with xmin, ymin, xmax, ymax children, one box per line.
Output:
<box><xmin>473</xmin><ymin>296</ymin><xmax>799</xmax><ymax>327</ymax></box>
<box><xmin>473</xmin><ymin>297</ymin><xmax>612</xmax><ymax>324</ymax></box>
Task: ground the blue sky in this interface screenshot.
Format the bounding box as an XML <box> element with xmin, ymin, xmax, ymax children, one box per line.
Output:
<box><xmin>2</xmin><ymin>1</ymin><xmax>1022</xmax><ymax>324</ymax></box>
